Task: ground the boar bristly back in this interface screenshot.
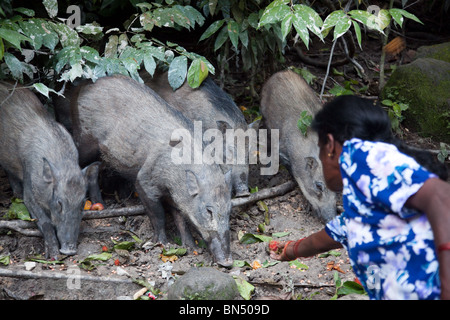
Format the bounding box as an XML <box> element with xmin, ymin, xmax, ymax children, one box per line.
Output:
<box><xmin>260</xmin><ymin>70</ymin><xmax>337</xmax><ymax>222</ymax></box>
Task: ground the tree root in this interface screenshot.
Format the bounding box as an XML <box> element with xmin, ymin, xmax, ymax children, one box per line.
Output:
<box><xmin>0</xmin><ymin>181</ymin><xmax>298</xmax><ymax>237</ymax></box>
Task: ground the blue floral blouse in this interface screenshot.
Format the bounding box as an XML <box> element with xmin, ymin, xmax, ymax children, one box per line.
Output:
<box><xmin>325</xmin><ymin>138</ymin><xmax>440</xmax><ymax>299</ymax></box>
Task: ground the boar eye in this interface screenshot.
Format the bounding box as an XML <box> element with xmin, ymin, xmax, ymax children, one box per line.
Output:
<box><xmin>315</xmin><ymin>181</ymin><xmax>325</xmax><ymax>193</ymax></box>
<box><xmin>57</xmin><ymin>199</ymin><xmax>63</xmax><ymax>213</ymax></box>
<box><xmin>206</xmin><ymin>206</ymin><xmax>214</xmax><ymax>218</ymax></box>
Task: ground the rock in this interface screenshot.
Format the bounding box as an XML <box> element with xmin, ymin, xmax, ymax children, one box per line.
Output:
<box><xmin>24</xmin><ymin>261</ymin><xmax>36</xmax><ymax>271</ymax></box>
<box><xmin>381</xmin><ymin>57</ymin><xmax>450</xmax><ymax>143</ymax></box>
<box><xmin>167</xmin><ymin>267</ymin><xmax>239</xmax><ymax>300</ymax></box>
<box><xmin>415</xmin><ymin>42</ymin><xmax>450</xmax><ymax>63</ymax></box>
<box><xmin>116</xmin><ymin>266</ymin><xmax>129</xmax><ymax>276</ymax></box>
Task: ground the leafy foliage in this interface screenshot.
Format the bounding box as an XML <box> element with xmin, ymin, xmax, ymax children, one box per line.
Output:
<box><xmin>0</xmin><ymin>0</ymin><xmax>214</xmax><ymax>94</ymax></box>
<box><xmin>0</xmin><ymin>0</ymin><xmax>423</xmax><ymax>96</ymax></box>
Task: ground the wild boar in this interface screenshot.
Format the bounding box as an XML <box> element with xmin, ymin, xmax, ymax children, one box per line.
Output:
<box><xmin>58</xmin><ymin>75</ymin><xmax>234</xmax><ymax>266</ymax></box>
<box><xmin>0</xmin><ymin>82</ymin><xmax>99</xmax><ymax>258</ymax></box>
<box><xmin>142</xmin><ymin>71</ymin><xmax>250</xmax><ymax>197</ymax></box>
<box><xmin>260</xmin><ymin>70</ymin><xmax>337</xmax><ymax>222</ymax></box>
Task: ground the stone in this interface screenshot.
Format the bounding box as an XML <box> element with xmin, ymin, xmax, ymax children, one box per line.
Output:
<box><xmin>415</xmin><ymin>42</ymin><xmax>450</xmax><ymax>63</ymax></box>
<box><xmin>167</xmin><ymin>267</ymin><xmax>239</xmax><ymax>300</ymax></box>
<box><xmin>381</xmin><ymin>57</ymin><xmax>450</xmax><ymax>143</ymax></box>
<box><xmin>24</xmin><ymin>261</ymin><xmax>36</xmax><ymax>271</ymax></box>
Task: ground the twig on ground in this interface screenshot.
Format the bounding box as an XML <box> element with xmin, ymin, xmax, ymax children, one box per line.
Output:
<box><xmin>0</xmin><ymin>181</ymin><xmax>298</xmax><ymax>236</ymax></box>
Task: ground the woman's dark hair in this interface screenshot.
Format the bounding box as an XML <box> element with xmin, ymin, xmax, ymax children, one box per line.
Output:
<box><xmin>311</xmin><ymin>95</ymin><xmax>448</xmax><ymax>180</ymax></box>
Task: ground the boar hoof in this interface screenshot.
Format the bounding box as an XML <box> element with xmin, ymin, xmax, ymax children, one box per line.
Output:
<box><xmin>216</xmin><ymin>258</ymin><xmax>234</xmax><ymax>268</ymax></box>
<box><xmin>59</xmin><ymin>245</ymin><xmax>77</xmax><ymax>256</ymax></box>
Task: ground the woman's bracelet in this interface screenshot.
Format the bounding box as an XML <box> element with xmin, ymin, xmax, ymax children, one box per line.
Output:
<box><xmin>438</xmin><ymin>242</ymin><xmax>450</xmax><ymax>253</ymax></box>
<box><xmin>283</xmin><ymin>238</ymin><xmax>306</xmax><ymax>260</ymax></box>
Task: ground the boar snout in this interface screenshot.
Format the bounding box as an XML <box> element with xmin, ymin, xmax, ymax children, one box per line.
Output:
<box><xmin>208</xmin><ymin>232</ymin><xmax>233</xmax><ymax>268</ymax></box>
<box><xmin>234</xmin><ymin>183</ymin><xmax>250</xmax><ymax>197</ymax></box>
<box><xmin>59</xmin><ymin>243</ymin><xmax>77</xmax><ymax>256</ymax></box>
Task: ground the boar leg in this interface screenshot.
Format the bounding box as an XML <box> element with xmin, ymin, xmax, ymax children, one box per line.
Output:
<box><xmin>6</xmin><ymin>172</ymin><xmax>23</xmax><ymax>198</ymax></box>
<box><xmin>135</xmin><ymin>181</ymin><xmax>168</xmax><ymax>244</ymax></box>
<box><xmin>23</xmin><ymin>193</ymin><xmax>60</xmax><ymax>259</ymax></box>
<box><xmin>22</xmin><ymin>171</ymin><xmax>60</xmax><ymax>258</ymax></box>
<box><xmin>170</xmin><ymin>208</ymin><xmax>196</xmax><ymax>248</ymax></box>
<box><xmin>82</xmin><ymin>162</ymin><xmax>103</xmax><ymax>204</ymax></box>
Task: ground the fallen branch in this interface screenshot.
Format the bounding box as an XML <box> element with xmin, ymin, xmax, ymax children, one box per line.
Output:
<box><xmin>0</xmin><ymin>181</ymin><xmax>298</xmax><ymax>236</ymax></box>
<box><xmin>231</xmin><ymin>180</ymin><xmax>297</xmax><ymax>207</ymax></box>
<box><xmin>0</xmin><ymin>267</ymin><xmax>135</xmax><ymax>285</ymax></box>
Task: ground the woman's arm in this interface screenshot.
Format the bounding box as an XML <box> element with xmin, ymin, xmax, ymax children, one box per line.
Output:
<box><xmin>405</xmin><ymin>177</ymin><xmax>450</xmax><ymax>300</ymax></box>
<box><xmin>270</xmin><ymin>229</ymin><xmax>342</xmax><ymax>261</ymax></box>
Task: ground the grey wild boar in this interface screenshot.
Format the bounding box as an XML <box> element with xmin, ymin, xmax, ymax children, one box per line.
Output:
<box><xmin>58</xmin><ymin>75</ymin><xmax>234</xmax><ymax>266</ymax></box>
<box><xmin>142</xmin><ymin>71</ymin><xmax>250</xmax><ymax>197</ymax></box>
<box><xmin>0</xmin><ymin>82</ymin><xmax>100</xmax><ymax>258</ymax></box>
<box><xmin>260</xmin><ymin>70</ymin><xmax>337</xmax><ymax>222</ymax></box>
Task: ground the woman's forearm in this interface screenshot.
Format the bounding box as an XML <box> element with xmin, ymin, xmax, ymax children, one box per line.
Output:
<box><xmin>283</xmin><ymin>229</ymin><xmax>342</xmax><ymax>260</ymax></box>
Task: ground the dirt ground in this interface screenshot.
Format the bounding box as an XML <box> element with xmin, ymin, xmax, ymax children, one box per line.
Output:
<box><xmin>0</xmin><ymin>32</ymin><xmax>448</xmax><ymax>300</ymax></box>
<box><xmin>0</xmin><ymin>161</ymin><xmax>358</xmax><ymax>300</ymax></box>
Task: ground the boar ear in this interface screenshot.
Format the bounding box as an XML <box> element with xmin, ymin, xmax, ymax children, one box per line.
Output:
<box><xmin>169</xmin><ymin>136</ymin><xmax>183</xmax><ymax>148</ymax></box>
<box><xmin>248</xmin><ymin>119</ymin><xmax>261</xmax><ymax>130</ymax></box>
<box><xmin>185</xmin><ymin>170</ymin><xmax>199</xmax><ymax>197</ymax></box>
<box><xmin>305</xmin><ymin>157</ymin><xmax>318</xmax><ymax>171</ymax></box>
<box><xmin>216</xmin><ymin>120</ymin><xmax>232</xmax><ymax>134</ymax></box>
<box><xmin>43</xmin><ymin>158</ymin><xmax>57</xmax><ymax>184</ymax></box>
<box><xmin>82</xmin><ymin>161</ymin><xmax>101</xmax><ymax>178</ymax></box>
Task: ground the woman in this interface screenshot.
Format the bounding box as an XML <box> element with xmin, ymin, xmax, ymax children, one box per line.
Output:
<box><xmin>269</xmin><ymin>95</ymin><xmax>450</xmax><ymax>300</ymax></box>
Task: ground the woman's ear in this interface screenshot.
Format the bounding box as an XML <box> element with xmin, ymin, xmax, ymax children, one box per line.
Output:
<box><xmin>325</xmin><ymin>134</ymin><xmax>342</xmax><ymax>160</ymax></box>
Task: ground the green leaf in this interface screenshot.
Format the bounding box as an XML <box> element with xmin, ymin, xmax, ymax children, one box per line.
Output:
<box><xmin>81</xmin><ymin>252</ymin><xmax>112</xmax><ymax>262</ymax></box>
<box><xmin>233</xmin><ymin>276</ymin><xmax>255</xmax><ymax>300</ymax></box>
<box><xmin>199</xmin><ymin>20</ymin><xmax>225</xmax><ymax>42</ymax></box>
<box><xmin>162</xmin><ymin>247</ymin><xmax>187</xmax><ymax>256</ymax></box>
<box><xmin>43</xmin><ymin>0</ymin><xmax>58</xmax><ymax>18</ymax></box>
<box><xmin>143</xmin><ymin>53</ymin><xmax>156</xmax><ymax>76</ymax></box>
<box><xmin>187</xmin><ymin>58</ymin><xmax>208</xmax><ymax>88</ymax></box>
<box><xmin>377</xmin><ymin>9</ymin><xmax>391</xmax><ymax>30</ymax></box>
<box><xmin>239</xmin><ymin>233</ymin><xmax>272</xmax><ymax>244</ymax></box>
<box><xmin>80</xmin><ymin>46</ymin><xmax>101</xmax><ymax>64</ymax></box>
<box><xmin>6</xmin><ymin>198</ymin><xmax>32</xmax><ymax>221</ymax></box>
<box><xmin>292</xmin><ymin>13</ymin><xmax>309</xmax><ymax>49</ymax></box>
<box><xmin>0</xmin><ymin>255</ymin><xmax>10</xmax><ymax>266</ymax></box>
<box><xmin>227</xmin><ymin>20</ymin><xmax>239</xmax><ymax>50</ymax></box>
<box><xmin>348</xmin><ymin>10</ymin><xmax>373</xmax><ymax>25</ymax></box>
<box><xmin>337</xmin><ymin>280</ymin><xmax>366</xmax><ymax>296</ymax></box>
<box><xmin>14</xmin><ymin>7</ymin><xmax>35</xmax><ymax>17</ymax></box>
<box><xmin>232</xmin><ymin>260</ymin><xmax>252</xmax><ymax>268</ymax></box>
<box><xmin>214</xmin><ymin>25</ymin><xmax>228</xmax><ymax>51</ymax></box>
<box><xmin>59</xmin><ymin>63</ymin><xmax>83</xmax><ymax>82</ymax></box>
<box><xmin>280</xmin><ymin>14</ymin><xmax>293</xmax><ymax>40</ymax></box>
<box><xmin>272</xmin><ymin>231</ymin><xmax>291</xmax><ymax>238</ymax></box>
<box><xmin>4</xmin><ymin>52</ymin><xmax>33</xmax><ymax>82</ymax></box>
<box><xmin>76</xmin><ymin>23</ymin><xmax>103</xmax><ymax>35</ymax></box>
<box><xmin>318</xmin><ymin>250</ymin><xmax>342</xmax><ymax>258</ymax></box>
<box><xmin>262</xmin><ymin>260</ymin><xmax>279</xmax><ymax>268</ymax></box>
<box><xmin>352</xmin><ymin>20</ymin><xmax>362</xmax><ymax>49</ymax></box>
<box><xmin>289</xmin><ymin>259</ymin><xmax>309</xmax><ymax>270</ymax></box>
<box><xmin>293</xmin><ymin>4</ymin><xmax>323</xmax><ymax>40</ymax></box>
<box><xmin>0</xmin><ymin>27</ymin><xmax>30</xmax><ymax>50</ymax></box>
<box><xmin>331</xmin><ymin>11</ymin><xmax>351</xmax><ymax>40</ymax></box>
<box><xmin>50</xmin><ymin>21</ymin><xmax>80</xmax><ymax>47</ymax></box>
<box><xmin>389</xmin><ymin>8</ymin><xmax>423</xmax><ymax>26</ymax></box>
<box><xmin>258</xmin><ymin>0</ymin><xmax>290</xmax><ymax>28</ymax></box>
<box><xmin>168</xmin><ymin>55</ymin><xmax>187</xmax><ymax>90</ymax></box>
<box><xmin>113</xmin><ymin>241</ymin><xmax>135</xmax><ymax>251</ymax></box>
<box><xmin>33</xmin><ymin>83</ymin><xmax>58</xmax><ymax>98</ymax></box>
